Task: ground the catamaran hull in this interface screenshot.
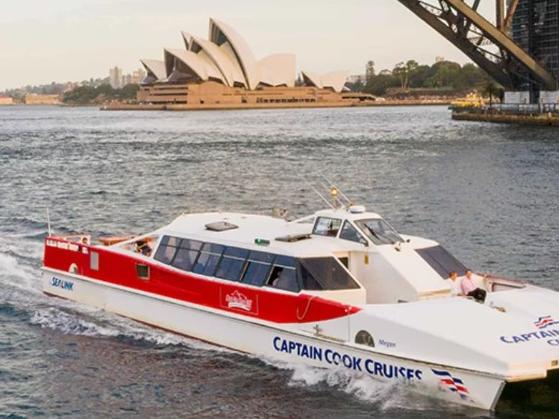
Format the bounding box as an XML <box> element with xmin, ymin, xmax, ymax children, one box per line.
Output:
<box><xmin>41</xmin><ymin>268</ymin><xmax>506</xmax><ymax>411</ymax></box>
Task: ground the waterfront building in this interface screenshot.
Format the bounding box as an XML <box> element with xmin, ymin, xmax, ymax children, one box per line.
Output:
<box><xmin>137</xmin><ymin>18</ymin><xmax>356</xmax><ymax>107</ymax></box>
<box><xmin>0</xmin><ymin>95</ymin><xmax>14</xmax><ymax>105</ymax></box>
<box><xmin>109</xmin><ymin>66</ymin><xmax>123</xmax><ymax>89</ymax></box>
<box><xmin>347</xmin><ymin>74</ymin><xmax>367</xmax><ymax>84</ymax></box>
<box><xmin>23</xmin><ymin>94</ymin><xmax>61</xmax><ymax>105</ymax></box>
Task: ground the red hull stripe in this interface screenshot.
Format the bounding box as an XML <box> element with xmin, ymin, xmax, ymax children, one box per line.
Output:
<box><xmin>43</xmin><ymin>238</ymin><xmax>361</xmax><ymax>324</ymax></box>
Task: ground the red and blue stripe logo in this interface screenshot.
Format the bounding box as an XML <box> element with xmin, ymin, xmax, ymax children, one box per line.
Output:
<box><xmin>432</xmin><ymin>369</ymin><xmax>470</xmax><ymax>399</ymax></box>
<box><xmin>534</xmin><ymin>315</ymin><xmax>558</xmax><ymax>329</ymax></box>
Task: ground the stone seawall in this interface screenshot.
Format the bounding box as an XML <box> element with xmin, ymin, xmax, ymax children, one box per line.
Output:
<box><xmin>453</xmin><ymin>111</ymin><xmax>559</xmax><ymax>126</ymax></box>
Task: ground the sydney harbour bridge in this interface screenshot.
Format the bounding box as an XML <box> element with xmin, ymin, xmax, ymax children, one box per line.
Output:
<box><xmin>397</xmin><ymin>0</ymin><xmax>559</xmax><ymax>101</ymax></box>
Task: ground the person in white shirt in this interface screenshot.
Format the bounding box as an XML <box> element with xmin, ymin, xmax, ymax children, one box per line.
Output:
<box><xmin>448</xmin><ymin>271</ymin><xmax>461</xmax><ymax>296</ymax></box>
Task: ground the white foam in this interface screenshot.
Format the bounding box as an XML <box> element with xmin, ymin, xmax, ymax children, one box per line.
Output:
<box><xmin>30</xmin><ymin>307</ymin><xmax>120</xmax><ymax>337</ymax></box>
<box><xmin>0</xmin><ymin>252</ymin><xmax>42</xmax><ymax>295</ymax></box>
<box><xmin>264</xmin><ymin>360</ymin><xmax>437</xmax><ymax>412</ymax></box>
<box><xmin>28</xmin><ymin>304</ymin><xmax>232</xmax><ymax>353</ymax></box>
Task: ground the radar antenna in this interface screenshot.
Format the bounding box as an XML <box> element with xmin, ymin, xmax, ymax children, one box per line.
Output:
<box><xmin>319</xmin><ymin>173</ymin><xmax>353</xmax><ymax>208</ymax></box>
<box><xmin>299</xmin><ymin>176</ymin><xmax>335</xmax><ymax>209</ymax></box>
<box><xmin>301</xmin><ymin>173</ymin><xmax>354</xmax><ymax>209</ymax></box>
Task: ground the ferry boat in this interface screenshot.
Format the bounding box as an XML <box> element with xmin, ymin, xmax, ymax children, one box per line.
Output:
<box><xmin>41</xmin><ymin>190</ymin><xmax>559</xmax><ymax>411</ymax></box>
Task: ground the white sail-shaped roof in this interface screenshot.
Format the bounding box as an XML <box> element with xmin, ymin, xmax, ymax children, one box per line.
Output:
<box><xmin>164</xmin><ymin>48</ymin><xmax>225</xmax><ymax>83</ymax></box>
<box><xmin>181</xmin><ymin>31</ymin><xmax>193</xmax><ymax>50</ymax></box>
<box><xmin>320</xmin><ymin>71</ymin><xmax>349</xmax><ymax>93</ymax></box>
<box><xmin>301</xmin><ymin>71</ymin><xmax>323</xmax><ymax>89</ymax></box>
<box><xmin>140</xmin><ymin>59</ymin><xmax>167</xmax><ymax>81</ymax></box>
<box><xmin>301</xmin><ymin>70</ymin><xmax>348</xmax><ymax>92</ymax></box>
<box><xmin>209</xmin><ymin>18</ymin><xmax>258</xmax><ymax>90</ymax></box>
<box><xmin>258</xmin><ymin>54</ymin><xmax>296</xmax><ymax>87</ymax></box>
<box><xmin>191</xmin><ymin>37</ymin><xmax>246</xmax><ymax>87</ymax></box>
<box><xmin>142</xmin><ymin>18</ymin><xmax>348</xmax><ymax>92</ymax></box>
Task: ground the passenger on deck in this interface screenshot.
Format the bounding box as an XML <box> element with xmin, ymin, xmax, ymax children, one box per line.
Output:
<box><xmin>449</xmin><ymin>271</ymin><xmax>461</xmax><ymax>296</ymax></box>
<box><xmin>461</xmin><ymin>270</ymin><xmax>487</xmax><ymax>302</ymax></box>
<box><xmin>136</xmin><ymin>239</ymin><xmax>152</xmax><ymax>256</ymax></box>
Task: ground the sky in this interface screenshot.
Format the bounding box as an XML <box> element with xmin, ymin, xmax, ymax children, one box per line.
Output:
<box><xmin>0</xmin><ymin>0</ymin><xmax>496</xmax><ymax>91</ymax></box>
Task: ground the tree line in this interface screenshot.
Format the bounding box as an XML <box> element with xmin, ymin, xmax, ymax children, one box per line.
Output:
<box><xmin>63</xmin><ymin>84</ymin><xmax>139</xmax><ymax>105</ymax></box>
<box><xmin>348</xmin><ymin>60</ymin><xmax>501</xmax><ymax>97</ymax></box>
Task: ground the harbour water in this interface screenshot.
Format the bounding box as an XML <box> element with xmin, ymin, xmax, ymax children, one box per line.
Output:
<box><xmin>1</xmin><ymin>105</ymin><xmax>558</xmax><ymax>417</ymax></box>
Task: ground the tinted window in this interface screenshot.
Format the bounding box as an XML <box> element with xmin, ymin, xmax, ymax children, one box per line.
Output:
<box><xmin>154</xmin><ymin>236</ymin><xmax>180</xmax><ymax>264</ymax></box>
<box><xmin>215</xmin><ymin>247</ymin><xmax>248</xmax><ymax>281</ymax></box>
<box><xmin>268</xmin><ymin>265</ymin><xmax>299</xmax><ymax>292</ymax></box>
<box><xmin>172</xmin><ymin>248</ymin><xmax>199</xmax><ymax>271</ymax></box>
<box><xmin>216</xmin><ymin>258</ymin><xmax>246</xmax><ymax>281</ymax></box>
<box><xmin>248</xmin><ymin>251</ymin><xmax>275</xmax><ymax>263</ymax></box>
<box><xmin>242</xmin><ymin>251</ymin><xmax>275</xmax><ymax>286</ymax></box>
<box><xmin>243</xmin><ymin>261</ymin><xmax>273</xmax><ymax>286</ymax></box>
<box><xmin>299</xmin><ymin>257</ymin><xmax>360</xmax><ymax>290</ymax></box>
<box><xmin>203</xmin><ymin>243</ymin><xmax>225</xmax><ymax>254</ymax></box>
<box><xmin>159</xmin><ymin>235</ymin><xmax>181</xmax><ymax>248</ymax></box>
<box><xmin>355</xmin><ymin>219</ymin><xmax>403</xmax><ymax>245</ymax></box>
<box><xmin>192</xmin><ymin>243</ymin><xmax>224</xmax><ymax>276</ymax></box>
<box><xmin>299</xmin><ymin>265</ymin><xmax>323</xmax><ymax>290</ymax></box>
<box><xmin>180</xmin><ymin>239</ymin><xmax>203</xmax><ymax>251</ymax></box>
<box><xmin>339</xmin><ymin>221</ymin><xmax>367</xmax><ymax>245</ymax></box>
<box><xmin>193</xmin><ymin>252</ymin><xmax>221</xmax><ymax>276</ymax></box>
<box><xmin>223</xmin><ymin>247</ymin><xmax>249</xmax><ymax>258</ymax></box>
<box><xmin>274</xmin><ymin>255</ymin><xmax>296</xmax><ymax>268</ymax></box>
<box><xmin>313</xmin><ymin>217</ymin><xmax>342</xmax><ymax>237</ymax></box>
<box><xmin>416</xmin><ymin>245</ymin><xmax>467</xmax><ymax>278</ymax></box>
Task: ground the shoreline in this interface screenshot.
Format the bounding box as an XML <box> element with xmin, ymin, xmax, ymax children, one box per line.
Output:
<box><xmin>100</xmin><ymin>100</ymin><xmax>452</xmax><ymax>111</ymax></box>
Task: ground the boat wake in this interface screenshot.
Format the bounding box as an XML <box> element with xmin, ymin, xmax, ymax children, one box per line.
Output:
<box><xmin>0</xmin><ymin>227</ymin><xmax>234</xmax><ymax>352</ymax></box>
<box><xmin>266</xmin><ymin>361</ymin><xmax>448</xmax><ymax>414</ymax></box>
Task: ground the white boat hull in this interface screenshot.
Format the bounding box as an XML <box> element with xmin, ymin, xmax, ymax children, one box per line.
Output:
<box><xmin>42</xmin><ymin>268</ymin><xmax>506</xmax><ymax>410</ymax></box>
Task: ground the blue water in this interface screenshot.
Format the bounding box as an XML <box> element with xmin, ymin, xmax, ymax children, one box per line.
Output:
<box><xmin>1</xmin><ymin>105</ymin><xmax>558</xmax><ymax>417</ymax></box>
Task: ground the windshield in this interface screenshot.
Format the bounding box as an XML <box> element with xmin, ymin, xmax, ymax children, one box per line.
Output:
<box><xmin>355</xmin><ymin>218</ymin><xmax>403</xmax><ymax>245</ymax></box>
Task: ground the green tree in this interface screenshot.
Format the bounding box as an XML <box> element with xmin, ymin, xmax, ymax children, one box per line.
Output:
<box><xmin>363</xmin><ymin>73</ymin><xmax>399</xmax><ymax>96</ymax></box>
<box><xmin>393</xmin><ymin>60</ymin><xmax>419</xmax><ymax>89</ymax></box>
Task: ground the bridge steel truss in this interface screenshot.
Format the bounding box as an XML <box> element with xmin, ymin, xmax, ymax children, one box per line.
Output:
<box><xmin>397</xmin><ymin>0</ymin><xmax>558</xmax><ymax>90</ymax></box>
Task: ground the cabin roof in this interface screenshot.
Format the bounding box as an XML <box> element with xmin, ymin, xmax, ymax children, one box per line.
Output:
<box><xmin>157</xmin><ymin>211</ymin><xmax>367</xmax><ymax>257</ymax></box>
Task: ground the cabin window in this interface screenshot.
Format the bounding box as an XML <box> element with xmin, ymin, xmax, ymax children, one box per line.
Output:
<box><xmin>355</xmin><ymin>330</ymin><xmax>375</xmax><ymax>347</ymax></box>
<box><xmin>171</xmin><ymin>239</ymin><xmax>203</xmax><ymax>272</ymax></box>
<box><xmin>215</xmin><ymin>247</ymin><xmax>249</xmax><ymax>281</ymax></box>
<box><xmin>339</xmin><ymin>221</ymin><xmax>368</xmax><ymax>245</ymax></box>
<box><xmin>416</xmin><ymin>245</ymin><xmax>467</xmax><ymax>278</ymax></box>
<box><xmin>172</xmin><ymin>248</ymin><xmax>199</xmax><ymax>271</ymax></box>
<box><xmin>355</xmin><ymin>219</ymin><xmax>403</xmax><ymax>245</ymax></box>
<box><xmin>299</xmin><ymin>257</ymin><xmax>360</xmax><ymax>290</ymax></box>
<box><xmin>136</xmin><ymin>264</ymin><xmax>150</xmax><ymax>280</ymax></box>
<box><xmin>242</xmin><ymin>251</ymin><xmax>275</xmax><ymax>286</ymax></box>
<box><xmin>192</xmin><ymin>243</ymin><xmax>224</xmax><ymax>276</ymax></box>
<box><xmin>154</xmin><ymin>236</ymin><xmax>181</xmax><ymax>264</ymax></box>
<box><xmin>267</xmin><ymin>256</ymin><xmax>300</xmax><ymax>292</ymax></box>
<box><xmin>313</xmin><ymin>217</ymin><xmax>342</xmax><ymax>237</ymax></box>
<box><xmin>90</xmin><ymin>251</ymin><xmax>99</xmax><ymax>271</ymax></box>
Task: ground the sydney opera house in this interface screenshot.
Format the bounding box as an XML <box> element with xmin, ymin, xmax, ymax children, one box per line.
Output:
<box><xmin>135</xmin><ymin>19</ymin><xmax>362</xmax><ymax>108</ymax></box>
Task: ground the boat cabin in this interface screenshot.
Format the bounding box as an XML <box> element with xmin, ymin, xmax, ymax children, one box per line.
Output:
<box><xmin>115</xmin><ymin>205</ymin><xmax>477</xmax><ymax>306</ymax></box>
